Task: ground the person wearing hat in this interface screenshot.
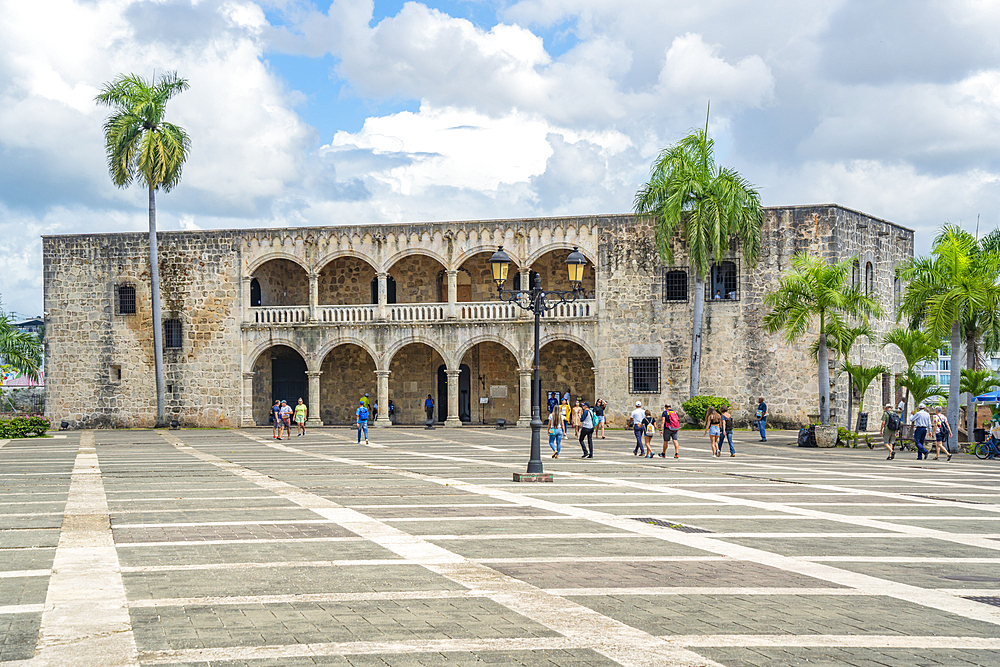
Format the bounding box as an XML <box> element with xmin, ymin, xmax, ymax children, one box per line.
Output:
<box><xmin>271</xmin><ymin>400</ymin><xmax>283</xmax><ymax>440</ymax></box>
<box><xmin>909</xmin><ymin>404</ymin><xmax>932</xmax><ymax>460</ymax></box>
<box><xmin>279</xmin><ymin>400</ymin><xmax>293</xmax><ymax>439</ymax></box>
<box><xmin>355</xmin><ymin>400</ymin><xmax>370</xmax><ymax>444</ymax></box>
<box><xmin>879</xmin><ymin>403</ymin><xmax>900</xmax><ymax>460</ymax></box>
<box><xmin>932</xmin><ymin>406</ymin><xmax>952</xmax><ymax>461</ymax></box>
<box><xmin>578</xmin><ymin>402</ymin><xmax>596</xmax><ymax>458</ymax></box>
<box><xmin>629</xmin><ymin>401</ymin><xmax>647</xmax><ymax>455</ymax></box>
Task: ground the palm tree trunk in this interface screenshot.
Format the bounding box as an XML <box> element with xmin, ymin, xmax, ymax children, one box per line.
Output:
<box><xmin>818</xmin><ymin>332</ymin><xmax>830</xmax><ymax>426</ymax></box>
<box><xmin>948</xmin><ymin>320</ymin><xmax>961</xmax><ymax>453</ymax></box>
<box><xmin>847</xmin><ymin>373</ymin><xmax>854</xmax><ymax>432</ymax></box>
<box><xmin>148</xmin><ymin>183</ymin><xmax>165</xmax><ymax>427</ymax></box>
<box><xmin>967</xmin><ymin>333</ymin><xmax>977</xmax><ymax>442</ymax></box>
<box><xmin>689</xmin><ymin>275</ymin><xmax>704</xmax><ymax>398</ymax></box>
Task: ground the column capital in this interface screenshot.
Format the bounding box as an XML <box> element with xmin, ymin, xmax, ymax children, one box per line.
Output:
<box><xmin>377</xmin><ymin>271</ymin><xmax>388</xmax><ymax>278</ymax></box>
<box><xmin>518</xmin><ymin>368</ymin><xmax>534</xmax><ymax>377</ymax></box>
<box><xmin>242</xmin><ymin>275</ymin><xmax>252</xmax><ymax>283</ymax></box>
<box><xmin>242</xmin><ymin>371</ymin><xmax>255</xmax><ymax>380</ymax></box>
<box><xmin>445</xmin><ymin>368</ymin><xmax>462</xmax><ymax>377</ymax></box>
<box><xmin>446</xmin><ymin>268</ymin><xmax>459</xmax><ymax>276</ymax></box>
<box><xmin>374</xmin><ymin>369</ymin><xmax>392</xmax><ymax>378</ymax></box>
<box><xmin>305</xmin><ymin>371</ymin><xmax>323</xmax><ymax>378</ymax></box>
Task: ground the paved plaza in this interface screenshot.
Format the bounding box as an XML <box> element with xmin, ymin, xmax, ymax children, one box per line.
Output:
<box><xmin>2</xmin><ymin>426</ymin><xmax>1000</xmax><ymax>666</ymax></box>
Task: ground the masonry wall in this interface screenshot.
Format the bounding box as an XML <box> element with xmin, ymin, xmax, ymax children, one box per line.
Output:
<box><xmin>318</xmin><ymin>257</ymin><xmax>376</xmax><ymax>306</ymax></box>
<box><xmin>459</xmin><ymin>341</ymin><xmax>520</xmax><ymax>424</ymax></box>
<box><xmin>389</xmin><ymin>254</ymin><xmax>446</xmax><ymax>303</ymax></box>
<box><xmin>44</xmin><ymin>231</ymin><xmax>243</xmax><ymax>428</ymax></box>
<box><xmin>320</xmin><ymin>344</ymin><xmax>376</xmax><ymax>424</ymax></box>
<box><xmin>252</xmin><ymin>258</ymin><xmax>308</xmax><ymax>306</ymax></box>
<box><xmin>389</xmin><ymin>343</ymin><xmax>444</xmax><ymax>424</ymax></box>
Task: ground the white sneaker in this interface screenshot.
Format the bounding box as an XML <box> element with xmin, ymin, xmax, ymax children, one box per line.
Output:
<box><xmin>365</xmin><ymin>439</ymin><xmax>369</xmax><ymax>444</ymax></box>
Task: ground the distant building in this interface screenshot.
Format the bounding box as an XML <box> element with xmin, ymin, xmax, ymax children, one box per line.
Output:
<box><xmin>12</xmin><ymin>317</ymin><xmax>44</xmax><ymax>337</ymax></box>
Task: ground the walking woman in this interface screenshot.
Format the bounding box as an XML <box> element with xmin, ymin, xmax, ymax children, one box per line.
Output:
<box><xmin>547</xmin><ymin>405</ymin><xmax>563</xmax><ymax>458</ymax></box>
<box><xmin>720</xmin><ymin>405</ymin><xmax>735</xmax><ymax>457</ymax></box>
<box><xmin>572</xmin><ymin>400</ymin><xmax>583</xmax><ymax>437</ymax></box>
<box><xmin>579</xmin><ymin>402</ymin><xmax>596</xmax><ymax>458</ymax></box>
<box><xmin>294</xmin><ymin>398</ymin><xmax>308</xmax><ymax>436</ymax></box>
<box><xmin>594</xmin><ymin>399</ymin><xmax>607</xmax><ymax>438</ymax></box>
<box><xmin>641</xmin><ymin>409</ymin><xmax>656</xmax><ymax>459</ymax></box>
<box><xmin>933</xmin><ymin>406</ymin><xmax>952</xmax><ymax>461</ymax></box>
<box><xmin>560</xmin><ymin>397</ymin><xmax>572</xmax><ymax>435</ymax></box>
<box><xmin>705</xmin><ymin>406</ymin><xmax>723</xmax><ymax>457</ymax></box>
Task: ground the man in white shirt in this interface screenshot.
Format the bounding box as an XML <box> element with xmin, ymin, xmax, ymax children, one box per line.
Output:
<box><xmin>629</xmin><ymin>401</ymin><xmax>647</xmax><ymax>455</ymax></box>
<box><xmin>909</xmin><ymin>404</ymin><xmax>932</xmax><ymax>460</ymax></box>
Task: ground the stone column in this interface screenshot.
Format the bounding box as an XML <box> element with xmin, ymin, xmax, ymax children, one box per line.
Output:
<box><xmin>306</xmin><ymin>371</ymin><xmax>322</xmax><ymax>425</ymax></box>
<box><xmin>517</xmin><ymin>368</ymin><xmax>533</xmax><ymax>427</ymax></box>
<box><xmin>446</xmin><ymin>269</ymin><xmax>458</xmax><ymax>319</ymax></box>
<box><xmin>591</xmin><ymin>366</ymin><xmax>599</xmax><ymax>404</ymax></box>
<box><xmin>242</xmin><ymin>276</ymin><xmax>252</xmax><ymax>323</ymax></box>
<box><xmin>374</xmin><ymin>369</ymin><xmax>392</xmax><ymax>427</ymax></box>
<box><xmin>308</xmin><ymin>273</ymin><xmax>319</xmax><ymax>322</ymax></box>
<box><xmin>445</xmin><ymin>369</ymin><xmax>462</xmax><ymax>427</ymax></box>
<box><xmin>377</xmin><ymin>272</ymin><xmax>388</xmax><ymax>320</ymax></box>
<box><xmin>241</xmin><ymin>371</ymin><xmax>256</xmax><ymax>427</ymax></box>
<box><xmin>518</xmin><ymin>267</ymin><xmax>531</xmax><ymax>319</ymax></box>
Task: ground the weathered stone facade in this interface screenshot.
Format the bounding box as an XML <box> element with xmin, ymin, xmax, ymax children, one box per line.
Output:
<box><xmin>43</xmin><ymin>206</ymin><xmax>912</xmax><ymax>430</ymax></box>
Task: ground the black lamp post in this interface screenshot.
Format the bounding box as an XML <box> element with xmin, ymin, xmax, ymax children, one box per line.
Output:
<box><xmin>489</xmin><ymin>246</ymin><xmax>590</xmax><ymax>478</ymax></box>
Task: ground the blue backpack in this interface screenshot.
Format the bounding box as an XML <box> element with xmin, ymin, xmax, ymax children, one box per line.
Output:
<box><xmin>357</xmin><ymin>407</ymin><xmax>369</xmax><ymax>421</ymax></box>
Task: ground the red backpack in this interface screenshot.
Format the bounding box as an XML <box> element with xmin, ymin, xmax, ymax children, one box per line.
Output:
<box><xmin>667</xmin><ymin>410</ymin><xmax>680</xmax><ymax>429</ymax></box>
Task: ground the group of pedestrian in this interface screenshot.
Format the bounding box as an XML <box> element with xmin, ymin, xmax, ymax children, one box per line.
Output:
<box><xmin>270</xmin><ymin>398</ymin><xmax>308</xmax><ymax>439</ymax></box>
<box><xmin>703</xmin><ymin>405</ymin><xmax>736</xmax><ymax>457</ymax></box>
<box><xmin>546</xmin><ymin>394</ymin><xmax>606</xmax><ymax>458</ymax></box>
<box><xmin>880</xmin><ymin>403</ymin><xmax>952</xmax><ymax>461</ymax></box>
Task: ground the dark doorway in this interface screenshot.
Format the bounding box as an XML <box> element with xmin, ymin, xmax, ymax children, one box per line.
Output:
<box><xmin>436</xmin><ymin>364</ymin><xmax>471</xmax><ymax>422</ymax></box>
<box><xmin>250</xmin><ymin>278</ymin><xmax>261</xmax><ymax>307</ymax></box>
<box><xmin>370</xmin><ymin>276</ymin><xmax>397</xmax><ymax>304</ymax></box>
<box><xmin>272</xmin><ymin>348</ymin><xmax>307</xmax><ymax>406</ymax></box>
<box><xmin>512</xmin><ymin>270</ymin><xmax>539</xmax><ymax>291</ymax></box>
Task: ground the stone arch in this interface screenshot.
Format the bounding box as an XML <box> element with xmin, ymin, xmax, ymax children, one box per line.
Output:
<box><xmin>539</xmin><ymin>338</ymin><xmax>596</xmax><ymax>408</ymax></box>
<box><xmin>455</xmin><ymin>334</ymin><xmax>522</xmax><ymax>369</ymax></box>
<box><xmin>250</xmin><ymin>344</ymin><xmax>308</xmax><ymax>424</ymax></box>
<box><xmin>529</xmin><ymin>246</ymin><xmax>597</xmax><ymax>293</ymax></box>
<box><xmin>247</xmin><ymin>337</ymin><xmax>314</xmax><ymax>373</ymax></box>
<box><xmin>316</xmin><ymin>254</ymin><xmax>378</xmax><ymax>306</ymax></box>
<box><xmin>385</xmin><ymin>336</ymin><xmax>452</xmax><ymax>370</ymax></box>
<box><xmin>388</xmin><ymin>342</ymin><xmax>447</xmax><ymax>424</ymax></box>
<box><xmin>250</xmin><ymin>258</ymin><xmax>309</xmax><ymax>306</ymax></box>
<box><xmin>385</xmin><ymin>251</ymin><xmax>449</xmax><ymax>304</ymax></box>
<box><xmin>456</xmin><ymin>250</ymin><xmax>519</xmax><ymax>302</ymax></box>
<box><xmin>319</xmin><ymin>343</ymin><xmax>378</xmax><ymax>424</ymax></box>
<box><xmin>314</xmin><ymin>248</ymin><xmax>379</xmax><ymax>275</ymax></box>
<box><xmin>246</xmin><ymin>252</ymin><xmax>309</xmax><ymax>275</ymax></box>
<box><xmin>537</xmin><ymin>333</ymin><xmax>597</xmax><ymax>369</ymax></box>
<box><xmin>454</xmin><ymin>244</ymin><xmax>524</xmax><ymax>270</ymax></box>
<box><xmin>459</xmin><ymin>340</ymin><xmax>521</xmax><ymax>425</ymax></box>
<box><xmin>382</xmin><ymin>248</ymin><xmax>450</xmax><ymax>274</ymax></box>
<box><xmin>525</xmin><ymin>243</ymin><xmax>596</xmax><ymax>268</ymax></box>
<box><xmin>315</xmin><ymin>336</ymin><xmax>382</xmax><ymax>372</ymax></box>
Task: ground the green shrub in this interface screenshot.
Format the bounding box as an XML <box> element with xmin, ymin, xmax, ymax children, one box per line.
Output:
<box><xmin>0</xmin><ymin>415</ymin><xmax>51</xmax><ymax>438</ymax></box>
<box><xmin>681</xmin><ymin>395</ymin><xmax>731</xmax><ymax>424</ymax></box>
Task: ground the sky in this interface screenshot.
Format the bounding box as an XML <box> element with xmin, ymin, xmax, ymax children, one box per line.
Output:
<box><xmin>2</xmin><ymin>0</ymin><xmax>1000</xmax><ymax>318</ymax></box>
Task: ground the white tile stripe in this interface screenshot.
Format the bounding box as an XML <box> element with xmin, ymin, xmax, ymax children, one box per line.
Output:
<box><xmin>120</xmin><ymin>558</ymin><xmax>409</xmax><ymax>572</ymax></box>
<box><xmin>165</xmin><ymin>431</ymin><xmax>726</xmax><ymax>667</ymax></box>
<box><xmin>0</xmin><ymin>604</ymin><xmax>44</xmax><ymax>615</ymax></box>
<box><xmin>674</xmin><ymin>634</ymin><xmax>1000</xmax><ymax>648</ymax></box>
<box><xmin>31</xmin><ymin>430</ymin><xmax>138</xmax><ymax>667</ymax></box>
<box><xmin>0</xmin><ymin>569</ymin><xmax>50</xmax><ymax>578</ymax></box>
<box><xmin>262</xmin><ymin>433</ymin><xmax>1000</xmax><ymax>629</ymax></box>
<box><xmin>0</xmin><ymin>439</ymin><xmax>9</xmax><ymax>448</ymax></box>
<box><xmin>114</xmin><ymin>536</ymin><xmax>366</xmax><ymax>548</ymax></box>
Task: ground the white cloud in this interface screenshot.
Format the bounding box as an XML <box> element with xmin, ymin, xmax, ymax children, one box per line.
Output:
<box><xmin>658</xmin><ymin>33</ymin><xmax>773</xmax><ymax>107</ymax></box>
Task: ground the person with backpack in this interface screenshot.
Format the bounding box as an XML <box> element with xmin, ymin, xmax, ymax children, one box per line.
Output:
<box><xmin>705</xmin><ymin>406</ymin><xmax>723</xmax><ymax>457</ymax></box>
<box><xmin>578</xmin><ymin>402</ymin><xmax>596</xmax><ymax>458</ymax></box>
<box><xmin>270</xmin><ymin>400</ymin><xmax>283</xmax><ymax>440</ymax></box>
<box><xmin>355</xmin><ymin>400</ymin><xmax>370</xmax><ymax>444</ymax></box>
<box><xmin>660</xmin><ymin>403</ymin><xmax>681</xmax><ymax>458</ymax></box>
<box><xmin>933</xmin><ymin>406</ymin><xmax>952</xmax><ymax>461</ymax></box>
<box><xmin>880</xmin><ymin>403</ymin><xmax>900</xmax><ymax>460</ymax></box>
<box><xmin>641</xmin><ymin>409</ymin><xmax>656</xmax><ymax>458</ymax></box>
<box><xmin>720</xmin><ymin>405</ymin><xmax>735</xmax><ymax>457</ymax></box>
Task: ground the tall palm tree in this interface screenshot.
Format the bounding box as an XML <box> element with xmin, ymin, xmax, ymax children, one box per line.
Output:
<box><xmin>897</xmin><ymin>372</ymin><xmax>947</xmax><ymax>413</ymax></box>
<box><xmin>960</xmin><ymin>369</ymin><xmax>1000</xmax><ymax>434</ymax></box>
<box><xmin>96</xmin><ymin>72</ymin><xmax>191</xmax><ymax>427</ymax></box>
<box><xmin>634</xmin><ymin>115</ymin><xmax>762</xmax><ymax>398</ymax></box>
<box><xmin>763</xmin><ymin>253</ymin><xmax>884</xmax><ymax>426</ymax></box>
<box><xmin>882</xmin><ymin>327</ymin><xmax>940</xmax><ymax>419</ymax></box>
<box><xmin>897</xmin><ymin>225</ymin><xmax>1000</xmax><ymax>450</ymax></box>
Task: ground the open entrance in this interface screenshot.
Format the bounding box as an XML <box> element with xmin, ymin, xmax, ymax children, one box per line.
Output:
<box><xmin>437</xmin><ymin>364</ymin><xmax>471</xmax><ymax>422</ymax></box>
<box><xmin>388</xmin><ymin>343</ymin><xmax>445</xmax><ymax>424</ymax></box>
<box><xmin>251</xmin><ymin>345</ymin><xmax>307</xmax><ymax>424</ymax></box>
<box><xmin>540</xmin><ymin>340</ymin><xmax>595</xmax><ymax>408</ymax></box>
<box><xmin>320</xmin><ymin>344</ymin><xmax>377</xmax><ymax>424</ymax></box>
<box><xmin>458</xmin><ymin>341</ymin><xmax>520</xmax><ymax>424</ymax></box>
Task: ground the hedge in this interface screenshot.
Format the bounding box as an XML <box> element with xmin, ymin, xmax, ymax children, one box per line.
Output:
<box><xmin>0</xmin><ymin>415</ymin><xmax>51</xmax><ymax>438</ymax></box>
<box><xmin>681</xmin><ymin>395</ymin><xmax>731</xmax><ymax>424</ymax></box>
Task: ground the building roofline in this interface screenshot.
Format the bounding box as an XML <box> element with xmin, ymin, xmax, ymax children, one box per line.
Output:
<box><xmin>41</xmin><ymin>204</ymin><xmax>913</xmax><ymax>239</ymax></box>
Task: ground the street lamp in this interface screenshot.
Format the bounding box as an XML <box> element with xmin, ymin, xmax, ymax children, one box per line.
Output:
<box><xmin>489</xmin><ymin>246</ymin><xmax>591</xmax><ymax>480</ymax></box>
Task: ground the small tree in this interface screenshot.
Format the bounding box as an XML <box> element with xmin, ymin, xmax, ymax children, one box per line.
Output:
<box><xmin>882</xmin><ymin>327</ymin><xmax>940</xmax><ymax>419</ymax></box>
<box><xmin>764</xmin><ymin>253</ymin><xmax>884</xmax><ymax>426</ymax></box>
<box><xmin>960</xmin><ymin>369</ymin><xmax>1000</xmax><ymax>434</ymax></box>
<box><xmin>897</xmin><ymin>372</ymin><xmax>947</xmax><ymax>413</ymax></box>
<box><xmin>821</xmin><ymin>323</ymin><xmax>875</xmax><ymax>430</ymax></box>
<box><xmin>841</xmin><ymin>360</ymin><xmax>890</xmax><ymax>435</ymax></box>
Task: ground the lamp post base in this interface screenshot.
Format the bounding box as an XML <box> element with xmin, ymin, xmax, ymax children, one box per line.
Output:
<box><xmin>513</xmin><ymin>472</ymin><xmax>553</xmax><ymax>483</ymax></box>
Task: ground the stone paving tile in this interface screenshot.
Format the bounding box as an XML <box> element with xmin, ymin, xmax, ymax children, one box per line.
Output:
<box><xmin>109</xmin><ymin>509</ymin><xmax>326</xmax><ymax>524</ymax></box>
<box><xmin>714</xmin><ymin>536</ymin><xmax>988</xmax><ymax>559</ymax></box>
<box><xmin>123</xmin><ymin>564</ymin><xmax>466</xmax><ymax>599</ymax></box>
<box><xmin>824</xmin><ymin>562</ymin><xmax>1000</xmax><ymax>589</ymax></box>
<box><xmin>106</xmin><ymin>498</ymin><xmax>296</xmax><ymax>510</ymax></box>
<box><xmin>356</xmin><ymin>505</ymin><xmax>560</xmax><ymax>519</ymax></box>
<box><xmin>0</xmin><ymin>612</ymin><xmax>41</xmax><ymax>662</ymax></box>
<box><xmin>428</xmin><ymin>536</ymin><xmax>713</xmax><ymax>560</ymax></box>
<box><xmin>0</xmin><ymin>502</ymin><xmax>66</xmax><ymax>514</ymax></box>
<box><xmin>163</xmin><ymin>648</ymin><xmax>620</xmax><ymax>666</ymax></box>
<box><xmin>641</xmin><ymin>517</ymin><xmax>892</xmax><ymax>534</ymax></box>
<box><xmin>0</xmin><ymin>574</ymin><xmax>50</xmax><ymax>606</ymax></box>
<box><xmin>695</xmin><ymin>646</ymin><xmax>1000</xmax><ymax>667</ymax></box>
<box><xmin>0</xmin><ymin>528</ymin><xmax>61</xmax><ymax>548</ymax></box>
<box><xmin>117</xmin><ymin>540</ymin><xmax>403</xmax><ymax>567</ymax></box>
<box><xmin>491</xmin><ymin>560</ymin><xmax>839</xmax><ymax>589</ymax></box>
<box><xmin>399</xmin><ymin>518</ymin><xmax>630</xmax><ymax>536</ymax></box>
<box><xmin>794</xmin><ymin>504</ymin><xmax>985</xmax><ymax>517</ymax></box>
<box><xmin>112</xmin><ymin>522</ymin><xmax>357</xmax><ymax>544</ymax></box>
<box><xmin>0</xmin><ymin>547</ymin><xmax>56</xmax><ymax>571</ymax></box>
<box><xmin>568</xmin><ymin>593</ymin><xmax>1000</xmax><ymax>637</ymax></box>
<box><xmin>0</xmin><ymin>514</ymin><xmax>64</xmax><ymax>529</ymax></box>
<box><xmin>129</xmin><ymin>599</ymin><xmax>561</xmax><ymax>651</ymax></box>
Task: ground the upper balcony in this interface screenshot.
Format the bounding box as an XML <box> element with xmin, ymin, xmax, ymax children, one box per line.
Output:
<box><xmin>244</xmin><ymin>247</ymin><xmax>596</xmax><ymax>327</ymax></box>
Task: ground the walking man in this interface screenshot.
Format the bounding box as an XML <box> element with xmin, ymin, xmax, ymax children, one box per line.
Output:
<box><xmin>755</xmin><ymin>397</ymin><xmax>768</xmax><ymax>442</ymax></box>
<box><xmin>910</xmin><ymin>404</ymin><xmax>931</xmax><ymax>460</ymax></box>
<box><xmin>660</xmin><ymin>403</ymin><xmax>681</xmax><ymax>458</ymax></box>
<box><xmin>271</xmin><ymin>400</ymin><xmax>283</xmax><ymax>440</ymax></box>
<box><xmin>356</xmin><ymin>400</ymin><xmax>370</xmax><ymax>444</ymax></box>
<box><xmin>578</xmin><ymin>402</ymin><xmax>595</xmax><ymax>458</ymax></box>
<box><xmin>279</xmin><ymin>400</ymin><xmax>293</xmax><ymax>439</ymax></box>
<box><xmin>629</xmin><ymin>401</ymin><xmax>646</xmax><ymax>455</ymax></box>
<box><xmin>880</xmin><ymin>403</ymin><xmax>899</xmax><ymax>460</ymax></box>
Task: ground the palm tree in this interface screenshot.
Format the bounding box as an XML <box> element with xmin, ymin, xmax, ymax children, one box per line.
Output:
<box><xmin>763</xmin><ymin>253</ymin><xmax>884</xmax><ymax>426</ymax></box>
<box><xmin>882</xmin><ymin>327</ymin><xmax>940</xmax><ymax>419</ymax></box>
<box><xmin>96</xmin><ymin>72</ymin><xmax>191</xmax><ymax>427</ymax></box>
<box><xmin>960</xmin><ymin>369</ymin><xmax>1000</xmax><ymax>434</ymax></box>
<box><xmin>897</xmin><ymin>372</ymin><xmax>947</xmax><ymax>413</ymax></box>
<box><xmin>0</xmin><ymin>311</ymin><xmax>42</xmax><ymax>381</ymax></box>
<box><xmin>841</xmin><ymin>360</ymin><xmax>890</xmax><ymax>437</ymax></box>
<box><xmin>897</xmin><ymin>225</ymin><xmax>1000</xmax><ymax>450</ymax></box>
<box><xmin>634</xmin><ymin>114</ymin><xmax>762</xmax><ymax>398</ymax></box>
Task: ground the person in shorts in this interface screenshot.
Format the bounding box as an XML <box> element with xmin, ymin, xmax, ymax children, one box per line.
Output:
<box><xmin>594</xmin><ymin>399</ymin><xmax>606</xmax><ymax>439</ymax></box>
<box><xmin>933</xmin><ymin>406</ymin><xmax>952</xmax><ymax>461</ymax></box>
<box><xmin>660</xmin><ymin>403</ymin><xmax>680</xmax><ymax>458</ymax></box>
<box><xmin>271</xmin><ymin>400</ymin><xmax>283</xmax><ymax>439</ymax></box>
<box><xmin>279</xmin><ymin>400</ymin><xmax>293</xmax><ymax>439</ymax></box>
<box><xmin>879</xmin><ymin>403</ymin><xmax>898</xmax><ymax>460</ymax></box>
<box><xmin>294</xmin><ymin>397</ymin><xmax>308</xmax><ymax>436</ymax></box>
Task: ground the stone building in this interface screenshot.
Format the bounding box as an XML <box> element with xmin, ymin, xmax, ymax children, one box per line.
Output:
<box><xmin>42</xmin><ymin>204</ymin><xmax>913</xmax><ymax>430</ymax></box>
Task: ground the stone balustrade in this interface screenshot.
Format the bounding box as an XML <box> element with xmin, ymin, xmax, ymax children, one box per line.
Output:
<box><xmin>540</xmin><ymin>299</ymin><xmax>595</xmax><ymax>319</ymax></box>
<box><xmin>251</xmin><ymin>306</ymin><xmax>309</xmax><ymax>324</ymax></box>
<box><xmin>389</xmin><ymin>304</ymin><xmax>447</xmax><ymax>322</ymax></box>
<box><xmin>320</xmin><ymin>305</ymin><xmax>377</xmax><ymax>323</ymax></box>
<box><xmin>247</xmin><ymin>299</ymin><xmax>597</xmax><ymax>325</ymax></box>
<box><xmin>458</xmin><ymin>301</ymin><xmax>519</xmax><ymax>321</ymax></box>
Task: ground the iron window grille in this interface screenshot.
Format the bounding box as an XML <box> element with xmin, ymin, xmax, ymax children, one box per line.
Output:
<box><xmin>164</xmin><ymin>319</ymin><xmax>182</xmax><ymax>349</ymax></box>
<box><xmin>116</xmin><ymin>284</ymin><xmax>136</xmax><ymax>315</ymax></box>
<box><xmin>629</xmin><ymin>357</ymin><xmax>660</xmax><ymax>394</ymax></box>
<box><xmin>705</xmin><ymin>260</ymin><xmax>740</xmax><ymax>301</ymax></box>
<box><xmin>662</xmin><ymin>268</ymin><xmax>689</xmax><ymax>302</ymax></box>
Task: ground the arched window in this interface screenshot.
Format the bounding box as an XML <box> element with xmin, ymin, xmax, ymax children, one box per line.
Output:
<box><xmin>116</xmin><ymin>283</ymin><xmax>136</xmax><ymax>315</ymax></box>
<box><xmin>708</xmin><ymin>261</ymin><xmax>739</xmax><ymax>301</ymax></box>
<box><xmin>250</xmin><ymin>278</ymin><xmax>261</xmax><ymax>307</ymax></box>
<box><xmin>852</xmin><ymin>260</ymin><xmax>860</xmax><ymax>287</ymax></box>
<box><xmin>893</xmin><ymin>276</ymin><xmax>901</xmax><ymax>312</ymax></box>
<box><xmin>865</xmin><ymin>262</ymin><xmax>874</xmax><ymax>295</ymax></box>
<box><xmin>662</xmin><ymin>269</ymin><xmax>688</xmax><ymax>302</ymax></box>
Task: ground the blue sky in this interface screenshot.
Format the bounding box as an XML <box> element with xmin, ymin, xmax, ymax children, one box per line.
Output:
<box><xmin>2</xmin><ymin>0</ymin><xmax>1000</xmax><ymax>317</ymax></box>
